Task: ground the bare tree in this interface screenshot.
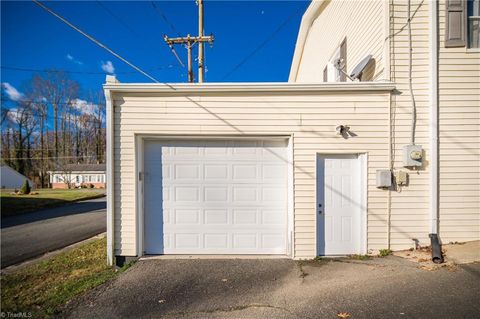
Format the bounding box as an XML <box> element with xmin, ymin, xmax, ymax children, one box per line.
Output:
<box><xmin>32</xmin><ymin>70</ymin><xmax>79</xmax><ymax>160</ymax></box>
<box><xmin>1</xmin><ymin>72</ymin><xmax>106</xmax><ymax>186</ymax></box>
<box><xmin>4</xmin><ymin>100</ymin><xmax>38</xmax><ymax>175</ymax></box>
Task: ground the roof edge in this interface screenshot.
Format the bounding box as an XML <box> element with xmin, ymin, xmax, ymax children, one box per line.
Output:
<box><xmin>104</xmin><ymin>81</ymin><xmax>396</xmax><ymax>94</ymax></box>
<box><xmin>288</xmin><ymin>0</ymin><xmax>331</xmax><ymax>82</ymax></box>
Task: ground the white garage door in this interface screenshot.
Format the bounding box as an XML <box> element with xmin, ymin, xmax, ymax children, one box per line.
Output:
<box><xmin>143</xmin><ymin>139</ymin><xmax>288</xmax><ymax>255</ymax></box>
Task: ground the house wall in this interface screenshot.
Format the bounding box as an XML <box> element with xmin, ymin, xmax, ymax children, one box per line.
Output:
<box><xmin>112</xmin><ymin>87</ymin><xmax>393</xmax><ymax>258</ymax></box>
<box><xmin>437</xmin><ymin>0</ymin><xmax>480</xmax><ymax>243</ymax></box>
<box><xmin>51</xmin><ymin>182</ymin><xmax>105</xmax><ymax>189</ymax></box>
<box><xmin>291</xmin><ymin>0</ymin><xmax>479</xmax><ymax>249</ymax></box>
<box><xmin>50</xmin><ymin>172</ymin><xmax>106</xmax><ymax>189</ymax></box>
<box><xmin>388</xmin><ymin>0</ymin><xmax>432</xmax><ymax>250</ymax></box>
<box><xmin>293</xmin><ymin>0</ymin><xmax>386</xmax><ymax>82</ymax></box>
<box><xmin>0</xmin><ymin>166</ymin><xmax>33</xmax><ymax>189</ymax></box>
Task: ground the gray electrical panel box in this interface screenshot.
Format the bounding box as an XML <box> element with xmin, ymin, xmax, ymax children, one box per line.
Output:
<box><xmin>403</xmin><ymin>144</ymin><xmax>423</xmax><ymax>168</ymax></box>
<box><xmin>376</xmin><ymin>170</ymin><xmax>392</xmax><ymax>188</ymax></box>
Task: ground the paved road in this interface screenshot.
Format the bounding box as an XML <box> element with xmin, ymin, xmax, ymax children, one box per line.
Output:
<box><xmin>1</xmin><ymin>197</ymin><xmax>106</xmax><ymax>268</ymax></box>
<box><xmin>66</xmin><ymin>257</ymin><xmax>480</xmax><ymax>319</ymax></box>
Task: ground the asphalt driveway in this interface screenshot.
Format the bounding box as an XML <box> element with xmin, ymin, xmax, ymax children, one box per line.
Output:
<box><xmin>66</xmin><ymin>256</ymin><xmax>480</xmax><ymax>319</ymax></box>
<box><xmin>1</xmin><ymin>197</ymin><xmax>106</xmax><ymax>268</ymax></box>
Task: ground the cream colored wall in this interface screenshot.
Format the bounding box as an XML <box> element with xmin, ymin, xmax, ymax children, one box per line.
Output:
<box><xmin>294</xmin><ymin>0</ymin><xmax>386</xmax><ymax>82</ymax></box>
<box><xmin>112</xmin><ymin>89</ymin><xmax>392</xmax><ymax>257</ymax></box>
<box><xmin>389</xmin><ymin>0</ymin><xmax>479</xmax><ymax>247</ymax></box>
<box><xmin>437</xmin><ymin>0</ymin><xmax>480</xmax><ymax>243</ymax></box>
<box><xmin>293</xmin><ymin>0</ymin><xmax>479</xmax><ymax>250</ymax></box>
<box><xmin>388</xmin><ymin>0</ymin><xmax>432</xmax><ymax>250</ymax></box>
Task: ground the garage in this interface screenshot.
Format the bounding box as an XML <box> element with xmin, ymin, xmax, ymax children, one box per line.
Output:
<box><xmin>143</xmin><ymin>139</ymin><xmax>289</xmax><ymax>255</ymax></box>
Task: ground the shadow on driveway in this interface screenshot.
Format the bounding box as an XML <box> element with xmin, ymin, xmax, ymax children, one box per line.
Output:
<box><xmin>65</xmin><ymin>257</ymin><xmax>480</xmax><ymax>319</ymax></box>
<box><xmin>1</xmin><ymin>196</ymin><xmax>106</xmax><ymax>228</ymax></box>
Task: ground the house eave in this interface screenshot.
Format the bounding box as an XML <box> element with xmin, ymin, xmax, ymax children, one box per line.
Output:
<box><xmin>103</xmin><ymin>81</ymin><xmax>396</xmax><ymax>94</ymax></box>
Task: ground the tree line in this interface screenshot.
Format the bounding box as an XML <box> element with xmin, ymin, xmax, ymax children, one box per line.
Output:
<box><xmin>1</xmin><ymin>71</ymin><xmax>106</xmax><ymax>188</ymax></box>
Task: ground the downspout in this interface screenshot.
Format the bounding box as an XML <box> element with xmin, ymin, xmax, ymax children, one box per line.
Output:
<box><xmin>407</xmin><ymin>0</ymin><xmax>417</xmax><ymax>145</ymax></box>
<box><xmin>429</xmin><ymin>0</ymin><xmax>443</xmax><ymax>264</ymax></box>
<box><xmin>385</xmin><ymin>0</ymin><xmax>392</xmax><ymax>250</ymax></box>
<box><xmin>104</xmin><ymin>76</ymin><xmax>116</xmax><ymax>266</ymax></box>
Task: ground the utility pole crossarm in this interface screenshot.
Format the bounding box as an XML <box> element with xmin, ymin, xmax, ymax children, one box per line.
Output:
<box><xmin>161</xmin><ymin>0</ymin><xmax>213</xmax><ymax>83</ymax></box>
<box><xmin>163</xmin><ymin>35</ymin><xmax>214</xmax><ymax>45</ymax></box>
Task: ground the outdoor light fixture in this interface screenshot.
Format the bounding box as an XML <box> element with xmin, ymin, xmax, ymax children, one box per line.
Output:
<box><xmin>335</xmin><ymin>125</ymin><xmax>350</xmax><ymax>136</ymax></box>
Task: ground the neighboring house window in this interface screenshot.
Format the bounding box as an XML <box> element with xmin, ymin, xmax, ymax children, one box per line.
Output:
<box><xmin>468</xmin><ymin>0</ymin><xmax>480</xmax><ymax>47</ymax></box>
<box><xmin>76</xmin><ymin>175</ymin><xmax>80</xmax><ymax>183</ymax></box>
<box><xmin>444</xmin><ymin>0</ymin><xmax>479</xmax><ymax>47</ymax></box>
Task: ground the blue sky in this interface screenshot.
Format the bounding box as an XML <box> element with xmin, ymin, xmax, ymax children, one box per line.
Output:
<box><xmin>1</xmin><ymin>0</ymin><xmax>309</xmax><ymax>98</ymax></box>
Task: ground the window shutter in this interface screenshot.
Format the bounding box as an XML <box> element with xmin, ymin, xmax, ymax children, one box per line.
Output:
<box><xmin>339</xmin><ymin>38</ymin><xmax>347</xmax><ymax>82</ymax></box>
<box><xmin>445</xmin><ymin>0</ymin><xmax>467</xmax><ymax>47</ymax></box>
<box><xmin>323</xmin><ymin>66</ymin><xmax>328</xmax><ymax>82</ymax></box>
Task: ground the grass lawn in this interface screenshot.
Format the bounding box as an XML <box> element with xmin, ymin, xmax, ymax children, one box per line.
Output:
<box><xmin>1</xmin><ymin>238</ymin><xmax>130</xmax><ymax>318</ymax></box>
<box><xmin>1</xmin><ymin>189</ymin><xmax>105</xmax><ymax>217</ymax></box>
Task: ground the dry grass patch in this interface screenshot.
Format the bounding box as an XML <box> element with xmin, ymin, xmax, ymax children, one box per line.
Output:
<box><xmin>1</xmin><ymin>238</ymin><xmax>129</xmax><ymax>318</ymax></box>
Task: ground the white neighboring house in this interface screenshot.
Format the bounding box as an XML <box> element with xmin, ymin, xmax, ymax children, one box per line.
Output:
<box><xmin>48</xmin><ymin>164</ymin><xmax>106</xmax><ymax>189</ymax></box>
<box><xmin>1</xmin><ymin>164</ymin><xmax>33</xmax><ymax>189</ymax></box>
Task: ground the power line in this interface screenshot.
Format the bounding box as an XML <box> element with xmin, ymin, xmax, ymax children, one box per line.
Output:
<box><xmin>96</xmin><ymin>0</ymin><xmax>172</xmax><ymax>62</ymax></box>
<box><xmin>3</xmin><ymin>155</ymin><xmax>98</xmax><ymax>160</ymax></box>
<box><xmin>150</xmin><ymin>1</ymin><xmax>185</xmax><ymax>67</ymax></box>
<box><xmin>96</xmin><ymin>1</ymin><xmax>145</xmax><ymax>39</ymax></box>
<box><xmin>221</xmin><ymin>8</ymin><xmax>302</xmax><ymax>81</ymax></box>
<box><xmin>1</xmin><ymin>65</ymin><xmax>178</xmax><ymax>75</ymax></box>
<box><xmin>1</xmin><ymin>98</ymin><xmax>104</xmax><ymax>107</ymax></box>
<box><xmin>151</xmin><ymin>1</ymin><xmax>181</xmax><ymax>37</ymax></box>
<box><xmin>32</xmin><ymin>0</ymin><xmax>160</xmax><ymax>83</ymax></box>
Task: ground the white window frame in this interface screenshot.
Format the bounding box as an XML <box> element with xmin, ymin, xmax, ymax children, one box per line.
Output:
<box><xmin>327</xmin><ymin>47</ymin><xmax>342</xmax><ymax>82</ymax></box>
<box><xmin>468</xmin><ymin>0</ymin><xmax>480</xmax><ymax>48</ymax></box>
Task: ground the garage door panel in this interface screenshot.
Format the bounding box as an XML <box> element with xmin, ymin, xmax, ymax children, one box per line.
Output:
<box><xmin>162</xmin><ymin>233</ymin><xmax>286</xmax><ymax>253</ymax></box>
<box><xmin>204</xmin><ymin>186</ymin><xmax>229</xmax><ymax>202</ymax></box>
<box><xmin>144</xmin><ymin>139</ymin><xmax>288</xmax><ymax>255</ymax></box>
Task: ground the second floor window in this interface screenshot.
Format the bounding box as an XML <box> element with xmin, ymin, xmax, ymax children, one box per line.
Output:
<box><xmin>468</xmin><ymin>0</ymin><xmax>480</xmax><ymax>47</ymax></box>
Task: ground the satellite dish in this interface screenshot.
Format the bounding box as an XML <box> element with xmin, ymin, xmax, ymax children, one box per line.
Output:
<box><xmin>350</xmin><ymin>55</ymin><xmax>373</xmax><ymax>81</ymax></box>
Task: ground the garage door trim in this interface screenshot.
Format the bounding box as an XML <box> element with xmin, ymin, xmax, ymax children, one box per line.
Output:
<box><xmin>135</xmin><ymin>135</ymin><xmax>294</xmax><ymax>257</ymax></box>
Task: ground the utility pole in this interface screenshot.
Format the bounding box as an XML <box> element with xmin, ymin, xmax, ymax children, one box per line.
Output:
<box><xmin>163</xmin><ymin>1</ymin><xmax>213</xmax><ymax>83</ymax></box>
<box><xmin>197</xmin><ymin>0</ymin><xmax>205</xmax><ymax>83</ymax></box>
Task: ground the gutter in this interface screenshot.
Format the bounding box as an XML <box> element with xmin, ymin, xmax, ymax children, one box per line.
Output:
<box><xmin>103</xmin><ymin>82</ymin><xmax>396</xmax><ymax>94</ymax></box>
<box><xmin>104</xmin><ymin>76</ymin><xmax>116</xmax><ymax>266</ymax></box>
<box><xmin>429</xmin><ymin>0</ymin><xmax>442</xmax><ymax>264</ymax></box>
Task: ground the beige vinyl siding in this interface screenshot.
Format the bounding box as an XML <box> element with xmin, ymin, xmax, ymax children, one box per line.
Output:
<box><xmin>295</xmin><ymin>0</ymin><xmax>385</xmax><ymax>82</ymax></box>
<box><xmin>389</xmin><ymin>0</ymin><xmax>432</xmax><ymax>250</ymax></box>
<box><xmin>437</xmin><ymin>0</ymin><xmax>480</xmax><ymax>243</ymax></box>
<box><xmin>112</xmin><ymin>89</ymin><xmax>392</xmax><ymax>257</ymax></box>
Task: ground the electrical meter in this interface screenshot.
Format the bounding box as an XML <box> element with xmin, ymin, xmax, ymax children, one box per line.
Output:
<box><xmin>403</xmin><ymin>144</ymin><xmax>423</xmax><ymax>168</ymax></box>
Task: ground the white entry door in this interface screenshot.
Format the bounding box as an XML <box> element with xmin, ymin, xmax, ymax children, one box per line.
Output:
<box><xmin>143</xmin><ymin>139</ymin><xmax>288</xmax><ymax>255</ymax></box>
<box><xmin>316</xmin><ymin>154</ymin><xmax>363</xmax><ymax>255</ymax></box>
